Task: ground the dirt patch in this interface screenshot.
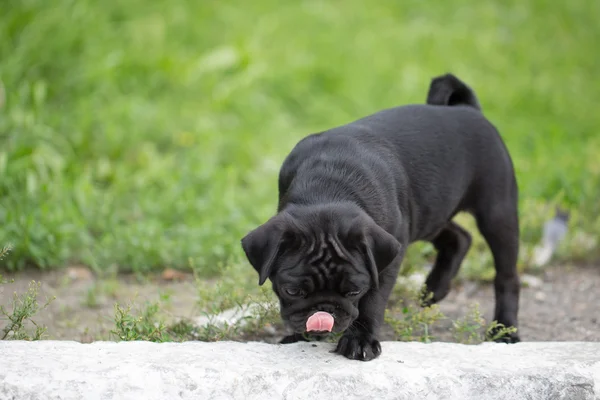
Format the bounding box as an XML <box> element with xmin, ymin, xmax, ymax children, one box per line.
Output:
<box><xmin>0</xmin><ymin>268</ymin><xmax>200</xmax><ymax>342</ymax></box>
<box><xmin>1</xmin><ymin>264</ymin><xmax>598</xmax><ymax>343</ymax></box>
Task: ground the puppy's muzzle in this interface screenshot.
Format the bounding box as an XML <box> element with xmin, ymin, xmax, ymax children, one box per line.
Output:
<box><xmin>280</xmin><ymin>294</ymin><xmax>359</xmax><ymax>334</ymax></box>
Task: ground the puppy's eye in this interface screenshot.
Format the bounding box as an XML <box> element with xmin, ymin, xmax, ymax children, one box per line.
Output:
<box><xmin>345</xmin><ymin>290</ymin><xmax>362</xmax><ymax>297</ymax></box>
<box><xmin>285</xmin><ymin>288</ymin><xmax>305</xmax><ymax>297</ymax></box>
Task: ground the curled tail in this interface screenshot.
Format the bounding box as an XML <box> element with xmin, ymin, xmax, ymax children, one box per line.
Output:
<box><xmin>426</xmin><ymin>73</ymin><xmax>482</xmax><ymax>111</ymax></box>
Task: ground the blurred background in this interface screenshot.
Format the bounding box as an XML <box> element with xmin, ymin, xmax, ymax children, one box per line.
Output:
<box><xmin>0</xmin><ymin>0</ymin><xmax>598</xmax><ymax>343</ymax></box>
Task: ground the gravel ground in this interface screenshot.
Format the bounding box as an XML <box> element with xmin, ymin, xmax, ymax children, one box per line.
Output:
<box><xmin>1</xmin><ymin>264</ymin><xmax>598</xmax><ymax>343</ymax></box>
<box><xmin>429</xmin><ymin>264</ymin><xmax>600</xmax><ymax>342</ymax></box>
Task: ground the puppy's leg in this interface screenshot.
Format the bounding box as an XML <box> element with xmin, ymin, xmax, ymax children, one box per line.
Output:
<box><xmin>334</xmin><ymin>264</ymin><xmax>400</xmax><ymax>361</ymax></box>
<box><xmin>475</xmin><ymin>203</ymin><xmax>521</xmax><ymax>343</ymax></box>
<box><xmin>422</xmin><ymin>222</ymin><xmax>472</xmax><ymax>306</ymax></box>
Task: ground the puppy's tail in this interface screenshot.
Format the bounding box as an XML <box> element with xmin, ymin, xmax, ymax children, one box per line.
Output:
<box><xmin>426</xmin><ymin>73</ymin><xmax>482</xmax><ymax>111</ymax></box>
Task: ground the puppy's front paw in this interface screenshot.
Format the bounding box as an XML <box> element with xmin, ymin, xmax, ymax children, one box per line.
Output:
<box><xmin>334</xmin><ymin>333</ymin><xmax>381</xmax><ymax>361</ymax></box>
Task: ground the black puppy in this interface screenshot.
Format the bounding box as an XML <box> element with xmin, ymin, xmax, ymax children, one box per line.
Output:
<box><xmin>241</xmin><ymin>73</ymin><xmax>520</xmax><ymax>361</ymax></box>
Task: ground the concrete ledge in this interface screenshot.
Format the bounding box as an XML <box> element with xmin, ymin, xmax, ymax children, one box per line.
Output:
<box><xmin>1</xmin><ymin>341</ymin><xmax>599</xmax><ymax>400</ymax></box>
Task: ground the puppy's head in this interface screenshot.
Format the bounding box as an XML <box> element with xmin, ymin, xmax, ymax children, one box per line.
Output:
<box><xmin>241</xmin><ymin>204</ymin><xmax>402</xmax><ymax>335</ymax></box>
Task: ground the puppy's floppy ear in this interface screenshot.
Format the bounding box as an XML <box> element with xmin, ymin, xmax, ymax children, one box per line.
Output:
<box><xmin>241</xmin><ymin>215</ymin><xmax>293</xmax><ymax>286</ymax></box>
<box><xmin>352</xmin><ymin>220</ymin><xmax>402</xmax><ymax>289</ymax></box>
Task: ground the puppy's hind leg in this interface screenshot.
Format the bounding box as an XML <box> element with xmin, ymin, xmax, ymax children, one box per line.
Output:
<box><xmin>421</xmin><ymin>222</ymin><xmax>472</xmax><ymax>306</ymax></box>
<box><xmin>475</xmin><ymin>200</ymin><xmax>521</xmax><ymax>343</ymax></box>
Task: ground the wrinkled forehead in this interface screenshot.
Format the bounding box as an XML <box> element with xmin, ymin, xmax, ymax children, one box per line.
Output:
<box><xmin>276</xmin><ymin>253</ymin><xmax>371</xmax><ymax>292</ymax></box>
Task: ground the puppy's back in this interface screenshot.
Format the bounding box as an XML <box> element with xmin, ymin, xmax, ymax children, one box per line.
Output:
<box><xmin>278</xmin><ymin>74</ymin><xmax>514</xmax><ymax>239</ymax></box>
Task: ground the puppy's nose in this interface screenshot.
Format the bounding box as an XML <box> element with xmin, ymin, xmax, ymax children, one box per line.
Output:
<box><xmin>316</xmin><ymin>304</ymin><xmax>336</xmax><ymax>316</ymax></box>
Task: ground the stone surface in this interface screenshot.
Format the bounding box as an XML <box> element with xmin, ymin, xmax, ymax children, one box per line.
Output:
<box><xmin>1</xmin><ymin>341</ymin><xmax>599</xmax><ymax>400</ymax></box>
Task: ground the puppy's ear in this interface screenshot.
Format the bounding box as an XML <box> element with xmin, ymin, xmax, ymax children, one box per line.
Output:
<box><xmin>356</xmin><ymin>221</ymin><xmax>402</xmax><ymax>289</ymax></box>
<box><xmin>241</xmin><ymin>216</ymin><xmax>292</xmax><ymax>286</ymax></box>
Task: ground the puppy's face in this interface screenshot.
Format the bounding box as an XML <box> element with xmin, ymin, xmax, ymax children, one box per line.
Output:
<box><xmin>241</xmin><ymin>204</ymin><xmax>401</xmax><ymax>336</ymax></box>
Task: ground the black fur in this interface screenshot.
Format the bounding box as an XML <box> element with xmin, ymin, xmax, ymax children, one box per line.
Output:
<box><xmin>241</xmin><ymin>73</ymin><xmax>520</xmax><ymax>361</ymax></box>
<box><xmin>426</xmin><ymin>73</ymin><xmax>482</xmax><ymax>111</ymax></box>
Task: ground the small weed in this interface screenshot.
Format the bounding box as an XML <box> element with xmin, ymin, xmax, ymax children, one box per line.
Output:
<box><xmin>485</xmin><ymin>322</ymin><xmax>518</xmax><ymax>343</ymax></box>
<box><xmin>82</xmin><ymin>279</ymin><xmax>121</xmax><ymax>309</ymax></box>
<box><xmin>111</xmin><ymin>301</ymin><xmax>170</xmax><ymax>342</ymax></box>
<box><xmin>101</xmin><ymin>279</ymin><xmax>121</xmax><ymax>299</ymax></box>
<box><xmin>84</xmin><ymin>285</ymin><xmax>100</xmax><ymax>308</ymax></box>
<box><xmin>0</xmin><ymin>244</ymin><xmax>11</xmax><ymax>262</ymax></box>
<box><xmin>0</xmin><ymin>281</ymin><xmax>55</xmax><ymax>340</ymax></box>
<box><xmin>450</xmin><ymin>303</ymin><xmax>518</xmax><ymax>344</ymax></box>
<box><xmin>385</xmin><ymin>287</ymin><xmax>445</xmax><ymax>343</ymax></box>
<box><xmin>0</xmin><ymin>247</ymin><xmax>11</xmax><ymax>285</ymax></box>
<box><xmin>168</xmin><ymin>319</ymin><xmax>197</xmax><ymax>339</ymax></box>
<box><xmin>451</xmin><ymin>303</ymin><xmax>487</xmax><ymax>344</ymax></box>
<box><xmin>193</xmin><ymin>293</ymin><xmax>282</xmax><ymax>342</ymax></box>
<box><xmin>238</xmin><ymin>287</ymin><xmax>281</xmax><ymax>333</ymax></box>
<box><xmin>111</xmin><ymin>299</ymin><xmax>200</xmax><ymax>342</ymax></box>
<box><xmin>194</xmin><ymin>321</ymin><xmax>242</xmax><ymax>342</ymax></box>
<box><xmin>1</xmin><ymin>244</ymin><xmax>55</xmax><ymax>340</ymax></box>
<box><xmin>192</xmin><ymin>260</ymin><xmax>286</xmax><ymax>341</ymax></box>
<box><xmin>0</xmin><ymin>245</ymin><xmax>13</xmax><ymax>283</ymax></box>
<box><xmin>158</xmin><ymin>289</ymin><xmax>173</xmax><ymax>305</ymax></box>
<box><xmin>194</xmin><ymin>262</ymin><xmax>255</xmax><ymax>313</ymax></box>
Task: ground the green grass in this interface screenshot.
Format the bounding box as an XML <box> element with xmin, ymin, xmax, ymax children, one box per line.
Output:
<box><xmin>1</xmin><ymin>0</ymin><xmax>599</xmax><ymax>277</ymax></box>
<box><xmin>0</xmin><ymin>280</ymin><xmax>55</xmax><ymax>340</ymax></box>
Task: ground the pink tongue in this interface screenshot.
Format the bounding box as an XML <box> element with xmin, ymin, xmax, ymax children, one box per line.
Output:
<box><xmin>306</xmin><ymin>311</ymin><xmax>334</xmax><ymax>332</ymax></box>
